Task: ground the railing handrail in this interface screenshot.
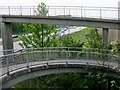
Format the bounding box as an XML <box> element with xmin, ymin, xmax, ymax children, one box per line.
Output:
<box><xmin>0</xmin><ymin>47</ymin><xmax>112</xmax><ymax>52</ymax></box>
<box><xmin>0</xmin><ymin>47</ymin><xmax>119</xmax><ymax>60</ymax></box>
<box><xmin>0</xmin><ymin>47</ymin><xmax>113</xmax><ymax>57</ymax></box>
<box><xmin>0</xmin><ymin>6</ymin><xmax>118</xmax><ymax>9</ymax></box>
<box><xmin>0</xmin><ymin>6</ymin><xmax>119</xmax><ymax>20</ymax></box>
<box><xmin>0</xmin><ymin>47</ymin><xmax>119</xmax><ymax>79</ymax></box>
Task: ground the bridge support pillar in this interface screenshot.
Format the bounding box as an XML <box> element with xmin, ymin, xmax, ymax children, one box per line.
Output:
<box><xmin>1</xmin><ymin>22</ymin><xmax>13</xmax><ymax>54</ymax></box>
<box><xmin>102</xmin><ymin>28</ymin><xmax>108</xmax><ymax>48</ymax></box>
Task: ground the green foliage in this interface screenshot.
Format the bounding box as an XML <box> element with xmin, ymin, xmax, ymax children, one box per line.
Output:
<box><xmin>60</xmin><ymin>36</ymin><xmax>84</xmax><ymax>54</ymax></box>
<box><xmin>14</xmin><ymin>73</ymin><xmax>120</xmax><ymax>89</ymax></box>
<box><xmin>83</xmin><ymin>28</ymin><xmax>103</xmax><ymax>49</ymax></box>
<box><xmin>64</xmin><ymin>28</ymin><xmax>101</xmax><ymax>48</ymax></box>
<box><xmin>61</xmin><ymin>30</ymin><xmax>85</xmax><ymax>47</ymax></box>
<box><xmin>70</xmin><ymin>28</ymin><xmax>92</xmax><ymax>42</ymax></box>
<box><xmin>109</xmin><ymin>41</ymin><xmax>120</xmax><ymax>53</ymax></box>
<box><xmin>110</xmin><ymin>80</ymin><xmax>120</xmax><ymax>89</ymax></box>
<box><xmin>19</xmin><ymin>24</ymin><xmax>59</xmax><ymax>48</ymax></box>
<box><xmin>85</xmin><ymin>73</ymin><xmax>107</xmax><ymax>88</ymax></box>
<box><xmin>61</xmin><ymin>36</ymin><xmax>82</xmax><ymax>47</ymax></box>
<box><xmin>19</xmin><ymin>2</ymin><xmax>59</xmax><ymax>48</ymax></box>
<box><xmin>12</xmin><ymin>23</ymin><xmax>25</xmax><ymax>35</ymax></box>
<box><xmin>34</xmin><ymin>2</ymin><xmax>48</xmax><ymax>16</ymax></box>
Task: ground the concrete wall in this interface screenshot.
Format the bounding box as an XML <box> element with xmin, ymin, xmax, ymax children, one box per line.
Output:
<box><xmin>108</xmin><ymin>30</ymin><xmax>120</xmax><ymax>42</ymax></box>
<box><xmin>98</xmin><ymin>28</ymin><xmax>120</xmax><ymax>43</ymax></box>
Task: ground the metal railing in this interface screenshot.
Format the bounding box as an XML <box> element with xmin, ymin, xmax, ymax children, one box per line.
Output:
<box><xmin>0</xmin><ymin>6</ymin><xmax>119</xmax><ymax>20</ymax></box>
<box><xmin>0</xmin><ymin>47</ymin><xmax>119</xmax><ymax>76</ymax></box>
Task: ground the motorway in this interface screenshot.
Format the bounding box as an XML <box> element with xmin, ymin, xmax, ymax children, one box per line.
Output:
<box><xmin>0</xmin><ymin>41</ymin><xmax>22</xmax><ymax>56</ymax></box>
<box><xmin>0</xmin><ymin>26</ymin><xmax>85</xmax><ymax>55</ymax></box>
<box><xmin>57</xmin><ymin>26</ymin><xmax>86</xmax><ymax>37</ymax></box>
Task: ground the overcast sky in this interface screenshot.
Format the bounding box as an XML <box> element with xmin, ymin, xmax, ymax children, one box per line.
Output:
<box><xmin>0</xmin><ymin>0</ymin><xmax>120</xmax><ymax>7</ymax></box>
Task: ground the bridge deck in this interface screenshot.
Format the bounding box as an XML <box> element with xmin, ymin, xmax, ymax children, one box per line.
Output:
<box><xmin>1</xmin><ymin>15</ymin><xmax>120</xmax><ymax>29</ymax></box>
<box><xmin>1</xmin><ymin>59</ymin><xmax>119</xmax><ymax>76</ymax></box>
<box><xmin>1</xmin><ymin>59</ymin><xmax>120</xmax><ymax>89</ymax></box>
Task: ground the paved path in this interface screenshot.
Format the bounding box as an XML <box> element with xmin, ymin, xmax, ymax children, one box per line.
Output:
<box><xmin>1</xmin><ymin>59</ymin><xmax>119</xmax><ymax>76</ymax></box>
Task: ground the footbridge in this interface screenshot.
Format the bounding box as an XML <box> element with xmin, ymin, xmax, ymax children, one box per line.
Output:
<box><xmin>0</xmin><ymin>6</ymin><xmax>120</xmax><ymax>51</ymax></box>
<box><xmin>0</xmin><ymin>6</ymin><xmax>119</xmax><ymax>29</ymax></box>
<box><xmin>0</xmin><ymin>47</ymin><xmax>120</xmax><ymax>89</ymax></box>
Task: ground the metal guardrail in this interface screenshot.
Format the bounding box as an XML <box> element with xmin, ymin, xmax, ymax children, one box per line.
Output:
<box><xmin>0</xmin><ymin>6</ymin><xmax>119</xmax><ymax>20</ymax></box>
<box><xmin>0</xmin><ymin>47</ymin><xmax>119</xmax><ymax>76</ymax></box>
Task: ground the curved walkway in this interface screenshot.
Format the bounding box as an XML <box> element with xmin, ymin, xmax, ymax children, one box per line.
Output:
<box><xmin>0</xmin><ymin>47</ymin><xmax>120</xmax><ymax>88</ymax></box>
<box><xmin>1</xmin><ymin>60</ymin><xmax>120</xmax><ymax>88</ymax></box>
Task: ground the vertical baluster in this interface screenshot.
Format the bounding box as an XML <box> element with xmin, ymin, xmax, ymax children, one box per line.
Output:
<box><xmin>77</xmin><ymin>51</ymin><xmax>78</xmax><ymax>59</ymax></box>
<box><xmin>100</xmin><ymin>8</ymin><xmax>102</xmax><ymax>19</ymax></box>
<box><xmin>86</xmin><ymin>51</ymin><xmax>89</xmax><ymax>65</ymax></box>
<box><xmin>48</xmin><ymin>6</ymin><xmax>49</xmax><ymax>16</ymax></box>
<box><xmin>81</xmin><ymin>6</ymin><xmax>83</xmax><ymax>17</ymax></box>
<box><xmin>12</xmin><ymin>50</ymin><xmax>14</xmax><ymax>63</ymax></box>
<box><xmin>20</xmin><ymin>6</ymin><xmax>22</xmax><ymax>15</ymax></box>
<box><xmin>67</xmin><ymin>47</ymin><xmax>68</xmax><ymax>59</ymax></box>
<box><xmin>30</xmin><ymin>7</ymin><xmax>31</xmax><ymax>15</ymax></box>
<box><xmin>64</xmin><ymin>6</ymin><xmax>65</xmax><ymax>16</ymax></box>
<box><xmin>6</xmin><ymin>55</ymin><xmax>9</xmax><ymax>75</ymax></box>
<box><xmin>46</xmin><ymin>49</ymin><xmax>49</xmax><ymax>66</ymax></box>
<box><xmin>116</xmin><ymin>59</ymin><xmax>119</xmax><ymax>69</ymax></box>
<box><xmin>69</xmin><ymin>8</ymin><xmax>70</xmax><ymax>16</ymax></box>
<box><xmin>8</xmin><ymin>6</ymin><xmax>10</xmax><ymax>15</ymax></box>
<box><xmin>26</xmin><ymin>49</ymin><xmax>29</xmax><ymax>69</ymax></box>
<box><xmin>33</xmin><ymin>6</ymin><xmax>35</xmax><ymax>15</ymax></box>
<box><xmin>67</xmin><ymin>47</ymin><xmax>69</xmax><ymax>59</ymax></box>
<box><xmin>0</xmin><ymin>57</ymin><xmax>2</xmax><ymax>76</ymax></box>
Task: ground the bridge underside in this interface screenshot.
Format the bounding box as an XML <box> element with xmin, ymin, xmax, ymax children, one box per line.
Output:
<box><xmin>1</xmin><ymin>15</ymin><xmax>120</xmax><ymax>29</ymax></box>
<box><xmin>1</xmin><ymin>63</ymin><xmax>120</xmax><ymax>89</ymax></box>
<box><xmin>0</xmin><ymin>15</ymin><xmax>120</xmax><ymax>51</ymax></box>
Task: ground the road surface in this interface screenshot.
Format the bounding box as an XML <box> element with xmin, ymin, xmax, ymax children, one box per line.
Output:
<box><xmin>0</xmin><ymin>26</ymin><xmax>86</xmax><ymax>55</ymax></box>
<box><xmin>0</xmin><ymin>41</ymin><xmax>22</xmax><ymax>56</ymax></box>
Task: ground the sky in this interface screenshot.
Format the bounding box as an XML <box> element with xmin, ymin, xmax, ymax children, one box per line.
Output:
<box><xmin>0</xmin><ymin>0</ymin><xmax>120</xmax><ymax>7</ymax></box>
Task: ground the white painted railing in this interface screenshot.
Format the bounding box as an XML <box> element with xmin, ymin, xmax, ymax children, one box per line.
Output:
<box><xmin>0</xmin><ymin>6</ymin><xmax>119</xmax><ymax>20</ymax></box>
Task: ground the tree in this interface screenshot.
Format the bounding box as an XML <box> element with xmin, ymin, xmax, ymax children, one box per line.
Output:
<box><xmin>109</xmin><ymin>41</ymin><xmax>120</xmax><ymax>55</ymax></box>
<box><xmin>15</xmin><ymin>73</ymin><xmax>120</xmax><ymax>89</ymax></box>
<box><xmin>19</xmin><ymin>2</ymin><xmax>59</xmax><ymax>48</ymax></box>
<box><xmin>12</xmin><ymin>23</ymin><xmax>25</xmax><ymax>35</ymax></box>
<box><xmin>83</xmin><ymin>28</ymin><xmax>103</xmax><ymax>49</ymax></box>
<box><xmin>61</xmin><ymin>36</ymin><xmax>83</xmax><ymax>47</ymax></box>
<box><xmin>34</xmin><ymin>2</ymin><xmax>48</xmax><ymax>16</ymax></box>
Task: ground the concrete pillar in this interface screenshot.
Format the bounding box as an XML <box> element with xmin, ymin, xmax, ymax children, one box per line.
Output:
<box><xmin>102</xmin><ymin>28</ymin><xmax>109</xmax><ymax>48</ymax></box>
<box><xmin>1</xmin><ymin>22</ymin><xmax>13</xmax><ymax>54</ymax></box>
